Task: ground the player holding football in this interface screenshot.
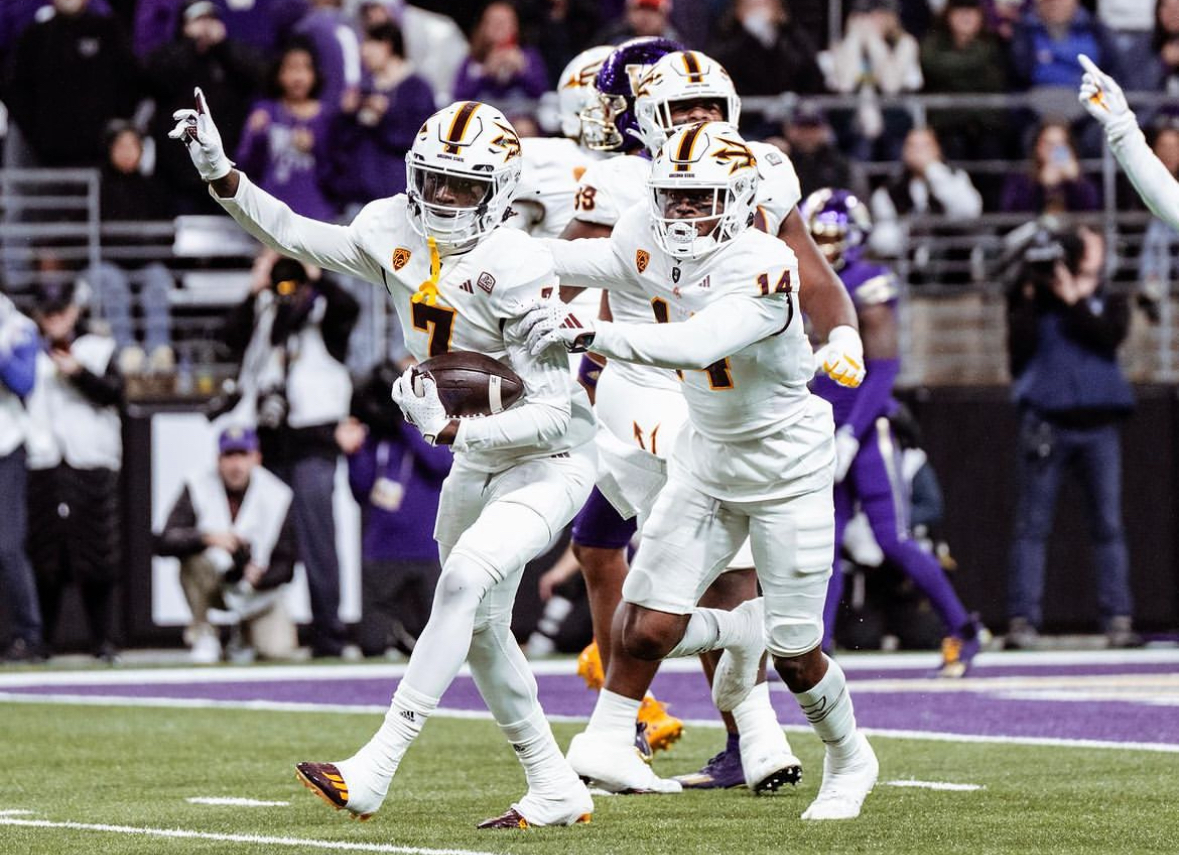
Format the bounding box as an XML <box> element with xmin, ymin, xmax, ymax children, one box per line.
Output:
<box><xmin>802</xmin><ymin>188</ymin><xmax>988</xmax><ymax>677</ymax></box>
<box><xmin>1078</xmin><ymin>53</ymin><xmax>1179</xmax><ymax>230</ymax></box>
<box><xmin>170</xmin><ymin>94</ymin><xmax>597</xmax><ymax>829</ymax></box>
<box><xmin>525</xmin><ymin>121</ymin><xmax>879</xmax><ymax>820</ymax></box>
<box><xmin>560</xmin><ymin>46</ymin><xmax>864</xmax><ymax>790</ymax></box>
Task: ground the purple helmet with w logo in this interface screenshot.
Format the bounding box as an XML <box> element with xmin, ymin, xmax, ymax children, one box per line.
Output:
<box><xmin>580</xmin><ymin>36</ymin><xmax>683</xmax><ymax>152</ymax></box>
<box><xmin>801</xmin><ymin>187</ymin><xmax>873</xmax><ymax>270</ymax></box>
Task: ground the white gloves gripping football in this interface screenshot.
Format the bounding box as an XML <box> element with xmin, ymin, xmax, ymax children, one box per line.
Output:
<box><xmin>1078</xmin><ymin>54</ymin><xmax>1138</xmax><ymax>143</ymax></box>
<box><xmin>391</xmin><ymin>366</ymin><xmax>451</xmax><ymax>445</ymax></box>
<box><xmin>168</xmin><ymin>87</ymin><xmax>235</xmax><ymax>182</ymax></box>
<box><xmin>518</xmin><ymin>298</ymin><xmax>596</xmax><ymax>357</ymax></box>
<box><xmin>813</xmin><ymin>325</ymin><xmax>866</xmax><ymax>389</ymax></box>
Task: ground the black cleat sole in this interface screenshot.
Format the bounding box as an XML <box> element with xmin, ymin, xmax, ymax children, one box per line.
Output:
<box><xmin>752</xmin><ymin>764</ymin><xmax>803</xmax><ymax>794</ymax></box>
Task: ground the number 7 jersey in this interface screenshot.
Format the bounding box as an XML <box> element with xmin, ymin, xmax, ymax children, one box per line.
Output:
<box><xmin>214</xmin><ymin>175</ymin><xmax>594</xmax><ymax>472</ymax></box>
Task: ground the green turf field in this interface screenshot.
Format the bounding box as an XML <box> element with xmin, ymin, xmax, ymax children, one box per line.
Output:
<box><xmin>2</xmin><ymin>702</ymin><xmax>1177</xmax><ymax>855</ymax></box>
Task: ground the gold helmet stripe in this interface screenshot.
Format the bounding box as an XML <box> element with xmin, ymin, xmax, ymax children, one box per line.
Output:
<box><xmin>674</xmin><ymin>122</ymin><xmax>706</xmax><ymax>171</ymax></box>
<box><xmin>445</xmin><ymin>101</ymin><xmax>481</xmax><ymax>148</ymax></box>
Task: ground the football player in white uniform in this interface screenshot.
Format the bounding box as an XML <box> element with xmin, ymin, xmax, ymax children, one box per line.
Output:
<box><xmin>1078</xmin><ymin>53</ymin><xmax>1179</xmax><ymax>230</ymax></box>
<box><xmin>562</xmin><ymin>47</ymin><xmax>864</xmax><ymax>789</ymax></box>
<box><xmin>170</xmin><ymin>94</ymin><xmax>597</xmax><ymax>829</ymax></box>
<box><xmin>526</xmin><ymin>121</ymin><xmax>879</xmax><ymax>820</ymax></box>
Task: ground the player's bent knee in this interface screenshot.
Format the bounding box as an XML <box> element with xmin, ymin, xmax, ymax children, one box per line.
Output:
<box><xmin>621</xmin><ymin>621</ymin><xmax>677</xmax><ymax>660</ymax></box>
<box><xmin>766</xmin><ymin>618</ymin><xmax>823</xmax><ymax>661</ymax></box>
<box><xmin>435</xmin><ymin>551</ymin><xmax>498</xmax><ymax>610</ymax></box>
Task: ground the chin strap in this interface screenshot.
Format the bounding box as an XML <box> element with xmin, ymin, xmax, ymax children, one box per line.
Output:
<box><xmin>411</xmin><ymin>236</ymin><xmax>442</xmax><ymax>305</ymax></box>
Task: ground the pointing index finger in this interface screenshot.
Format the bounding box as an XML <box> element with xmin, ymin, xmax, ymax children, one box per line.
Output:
<box><xmin>1077</xmin><ymin>54</ymin><xmax>1102</xmax><ymax>80</ymax></box>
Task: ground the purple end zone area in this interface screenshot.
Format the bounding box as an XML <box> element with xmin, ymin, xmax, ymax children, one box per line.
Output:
<box><xmin>3</xmin><ymin>659</ymin><xmax>1177</xmax><ymax>747</ymax></box>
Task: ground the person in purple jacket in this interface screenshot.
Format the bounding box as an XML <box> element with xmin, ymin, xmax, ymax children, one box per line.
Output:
<box><xmin>803</xmin><ymin>188</ymin><xmax>988</xmax><ymax>678</ymax></box>
<box><xmin>453</xmin><ymin>1</ymin><xmax>548</xmax><ymax>109</ymax></box>
<box><xmin>1001</xmin><ymin>119</ymin><xmax>1100</xmax><ymax>214</ymax></box>
<box><xmin>236</xmin><ymin>40</ymin><xmax>337</xmax><ymax>222</ymax></box>
<box><xmin>292</xmin><ymin>0</ymin><xmax>361</xmax><ymax>113</ymax></box>
<box><xmin>322</xmin><ymin>20</ymin><xmax>436</xmax><ymax>209</ymax></box>
<box><xmin>337</xmin><ymin>359</ymin><xmax>451</xmax><ymax>659</ymax></box>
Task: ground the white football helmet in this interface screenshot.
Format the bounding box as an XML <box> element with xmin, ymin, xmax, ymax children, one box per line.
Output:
<box><xmin>405</xmin><ymin>101</ymin><xmax>522</xmax><ymax>251</ymax></box>
<box><xmin>648</xmin><ymin>121</ymin><xmax>758</xmax><ymax>260</ymax></box>
<box><xmin>557</xmin><ymin>45</ymin><xmax>614</xmax><ymax>142</ymax></box>
<box><xmin>634</xmin><ymin>51</ymin><xmax>741</xmax><ymax>156</ymax></box>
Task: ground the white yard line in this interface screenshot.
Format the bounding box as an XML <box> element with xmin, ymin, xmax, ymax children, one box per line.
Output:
<box><xmin>186</xmin><ymin>797</ymin><xmax>290</xmax><ymax>807</ymax></box>
<box><xmin>3</xmin><ymin>690</ymin><xmax>1178</xmax><ymax>754</ymax></box>
<box><xmin>883</xmin><ymin>780</ymin><xmax>984</xmax><ymax>791</ymax></box>
<box><xmin>0</xmin><ymin>817</ymin><xmax>503</xmax><ymax>855</ymax></box>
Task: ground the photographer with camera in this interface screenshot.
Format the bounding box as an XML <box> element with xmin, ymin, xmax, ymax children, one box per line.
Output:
<box><xmin>223</xmin><ymin>251</ymin><xmax>359</xmax><ymax>658</ymax></box>
<box><xmin>156</xmin><ymin>426</ymin><xmax>299</xmax><ymax>663</ymax></box>
<box><xmin>1004</xmin><ymin>218</ymin><xmax>1138</xmax><ymax>650</ymax></box>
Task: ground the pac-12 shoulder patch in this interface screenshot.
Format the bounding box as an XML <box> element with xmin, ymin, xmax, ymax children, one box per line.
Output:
<box><xmin>636</xmin><ymin>249</ymin><xmax>650</xmax><ymax>273</ymax></box>
<box><xmin>392</xmin><ymin>247</ymin><xmax>411</xmax><ymax>270</ymax></box>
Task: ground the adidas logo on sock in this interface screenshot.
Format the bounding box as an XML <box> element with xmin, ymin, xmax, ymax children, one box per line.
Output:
<box><xmin>511</xmin><ymin>743</ymin><xmax>526</xmax><ymax>753</ymax></box>
<box><xmin>399</xmin><ymin>709</ymin><xmax>416</xmax><ymax>723</ymax></box>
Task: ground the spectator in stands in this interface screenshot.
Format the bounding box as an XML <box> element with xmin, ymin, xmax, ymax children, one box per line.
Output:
<box><xmin>236</xmin><ymin>41</ymin><xmax>337</xmax><ymax>222</ymax></box>
<box><xmin>920</xmin><ymin>0</ymin><xmax>1011</xmax><ymax>166</ymax></box>
<box><xmin>223</xmin><ymin>255</ymin><xmax>358</xmax><ymax>658</ymax></box>
<box><xmin>82</xmin><ymin>122</ymin><xmax>175</xmax><ymax>379</ymax></box>
<box><xmin>1004</xmin><ymin>220</ymin><xmax>1139</xmax><ymax>649</ymax></box>
<box><xmin>358</xmin><ymin>0</ymin><xmax>467</xmax><ymax>105</ymax></box>
<box><xmin>338</xmin><ymin>359</ymin><xmax>451</xmax><ymax>659</ymax></box>
<box><xmin>825</xmin><ymin>0</ymin><xmax>923</xmax><ymax>162</ymax></box>
<box><xmin>782</xmin><ymin>103</ymin><xmax>861</xmax><ymax>199</ymax></box>
<box><xmin>1010</xmin><ymin>0</ymin><xmax>1120</xmax><ymax>89</ymax></box>
<box><xmin>134</xmin><ymin>0</ymin><xmax>303</xmax><ymax>60</ymax></box>
<box><xmin>1151</xmin><ymin>0</ymin><xmax>1179</xmax><ymax>93</ymax></box>
<box><xmin>1001</xmin><ymin>119</ymin><xmax>1101</xmax><ymax>213</ymax></box>
<box><xmin>869</xmin><ymin>126</ymin><xmax>984</xmax><ymax>260</ymax></box>
<box><xmin>707</xmin><ymin>0</ymin><xmax>824</xmax><ymax>101</ymax></box>
<box><xmin>594</xmin><ymin>0</ymin><xmax>681</xmax><ymax>45</ymax></box>
<box><xmin>0</xmin><ymin>294</ymin><xmax>45</xmax><ymax>665</ymax></box>
<box><xmin>1095</xmin><ymin>0</ymin><xmax>1156</xmax><ymax>92</ymax></box>
<box><xmin>292</xmin><ymin>0</ymin><xmax>361</xmax><ymax>113</ymax></box>
<box><xmin>146</xmin><ymin>0</ymin><xmax>264</xmax><ymax>214</ymax></box>
<box><xmin>156</xmin><ymin>425</ymin><xmax>299</xmax><ymax>664</ymax></box>
<box><xmin>4</xmin><ymin>0</ymin><xmax>141</xmax><ymax>168</ymax></box>
<box><xmin>24</xmin><ymin>281</ymin><xmax>124</xmax><ymax>663</ymax></box>
<box><xmin>453</xmin><ymin>1</ymin><xmax>549</xmax><ymax>111</ymax></box>
<box><xmin>324</xmin><ymin>22</ymin><xmax>434</xmax><ymax>210</ymax></box>
<box><xmin>517</xmin><ymin>0</ymin><xmax>603</xmax><ymax>88</ymax></box>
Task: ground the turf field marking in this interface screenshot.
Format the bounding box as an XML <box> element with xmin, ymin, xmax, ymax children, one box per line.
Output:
<box><xmin>0</xmin><ymin>810</ymin><xmax>36</xmax><ymax>816</ymax></box>
<box><xmin>186</xmin><ymin>796</ymin><xmax>290</xmax><ymax>807</ymax></box>
<box><xmin>3</xmin><ymin>691</ymin><xmax>1179</xmax><ymax>754</ymax></box>
<box><xmin>0</xmin><ymin>817</ymin><xmax>502</xmax><ymax>855</ymax></box>
<box><xmin>883</xmin><ymin>780</ymin><xmax>984</xmax><ymax>792</ymax></box>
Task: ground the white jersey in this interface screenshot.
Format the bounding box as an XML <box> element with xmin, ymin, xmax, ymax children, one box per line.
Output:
<box><xmin>1110</xmin><ymin>123</ymin><xmax>1179</xmax><ymax>232</ymax></box>
<box><xmin>572</xmin><ymin>143</ymin><xmax>803</xmax><ymax>392</ymax></box>
<box><xmin>215</xmin><ymin>176</ymin><xmax>595</xmax><ymax>473</ymax></box>
<box><xmin>549</xmin><ymin>204</ymin><xmax>829</xmax><ymax>502</ymax></box>
<box><xmin>510</xmin><ymin>136</ymin><xmax>601</xmax><ymax>239</ymax></box>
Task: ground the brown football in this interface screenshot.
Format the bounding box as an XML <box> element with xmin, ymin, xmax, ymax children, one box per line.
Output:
<box><xmin>416</xmin><ymin>351</ymin><xmax>525</xmax><ymax>417</ymax></box>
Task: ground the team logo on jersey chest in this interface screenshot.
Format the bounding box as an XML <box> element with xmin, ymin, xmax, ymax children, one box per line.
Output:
<box><xmin>636</xmin><ymin>249</ymin><xmax>650</xmax><ymax>274</ymax></box>
<box><xmin>392</xmin><ymin>248</ymin><xmax>412</xmax><ymax>270</ymax></box>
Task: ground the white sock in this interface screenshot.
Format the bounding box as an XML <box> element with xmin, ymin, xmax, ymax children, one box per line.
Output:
<box><xmin>502</xmin><ymin>708</ymin><xmax>579</xmax><ymax>795</ymax></box>
<box><xmin>791</xmin><ymin>656</ymin><xmax>858</xmax><ymax>761</ymax></box>
<box><xmin>666</xmin><ymin>607</ymin><xmax>742</xmax><ymax>657</ymax></box>
<box><xmin>732</xmin><ymin>682</ymin><xmax>792</xmax><ymax>754</ymax></box>
<box><xmin>352</xmin><ymin>683</ymin><xmax>439</xmax><ymax>780</ymax></box>
<box><xmin>585</xmin><ymin>689</ymin><xmax>641</xmax><ymax>746</ymax></box>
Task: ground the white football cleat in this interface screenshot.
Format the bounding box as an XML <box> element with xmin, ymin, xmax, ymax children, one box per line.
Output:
<box><xmin>566</xmin><ymin>731</ymin><xmax>683</xmax><ymax>794</ymax></box>
<box><xmin>295</xmin><ymin>756</ymin><xmax>390</xmax><ymax>820</ymax></box>
<box><xmin>479</xmin><ymin>781</ymin><xmax>594</xmax><ymax>828</ymax></box>
<box><xmin>800</xmin><ymin>733</ymin><xmax>878</xmax><ymax>820</ymax></box>
<box><xmin>711</xmin><ymin>598</ymin><xmax>766</xmax><ymax>712</ymax></box>
<box><xmin>740</xmin><ymin>732</ymin><xmax>803</xmax><ymax>794</ymax></box>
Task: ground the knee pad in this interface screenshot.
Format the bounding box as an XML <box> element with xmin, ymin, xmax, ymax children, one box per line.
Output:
<box><xmin>767</xmin><ymin>616</ymin><xmax>823</xmax><ymax>659</ymax></box>
<box><xmin>435</xmin><ymin>551</ymin><xmax>497</xmax><ymax>611</ymax></box>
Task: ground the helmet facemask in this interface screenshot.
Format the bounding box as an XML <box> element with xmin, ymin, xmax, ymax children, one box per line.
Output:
<box><xmin>651</xmin><ymin>180</ymin><xmax>752</xmax><ymax>260</ymax></box>
<box><xmin>578</xmin><ymin>92</ymin><xmax>629</xmax><ymax>151</ymax></box>
<box><xmin>405</xmin><ymin>162</ymin><xmax>499</xmax><ymax>251</ymax></box>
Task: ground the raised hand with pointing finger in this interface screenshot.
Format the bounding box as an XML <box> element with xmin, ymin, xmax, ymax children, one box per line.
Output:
<box><xmin>168</xmin><ymin>87</ymin><xmax>235</xmax><ymax>182</ymax></box>
<box><xmin>1077</xmin><ymin>54</ymin><xmax>1136</xmax><ymax>140</ymax></box>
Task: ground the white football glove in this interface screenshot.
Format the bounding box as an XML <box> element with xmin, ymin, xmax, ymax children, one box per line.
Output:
<box><xmin>833</xmin><ymin>426</ymin><xmax>860</xmax><ymax>484</ymax></box>
<box><xmin>813</xmin><ymin>325</ymin><xmax>866</xmax><ymax>388</ymax></box>
<box><xmin>1077</xmin><ymin>54</ymin><xmax>1137</xmax><ymax>141</ymax></box>
<box><xmin>518</xmin><ymin>298</ymin><xmax>596</xmax><ymax>357</ymax></box>
<box><xmin>168</xmin><ymin>87</ymin><xmax>235</xmax><ymax>182</ymax></box>
<box><xmin>390</xmin><ymin>366</ymin><xmax>451</xmax><ymax>445</ymax></box>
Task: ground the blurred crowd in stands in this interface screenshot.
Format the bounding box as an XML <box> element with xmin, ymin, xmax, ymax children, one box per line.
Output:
<box><xmin>0</xmin><ymin>0</ymin><xmax>1169</xmax><ymax>663</ymax></box>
